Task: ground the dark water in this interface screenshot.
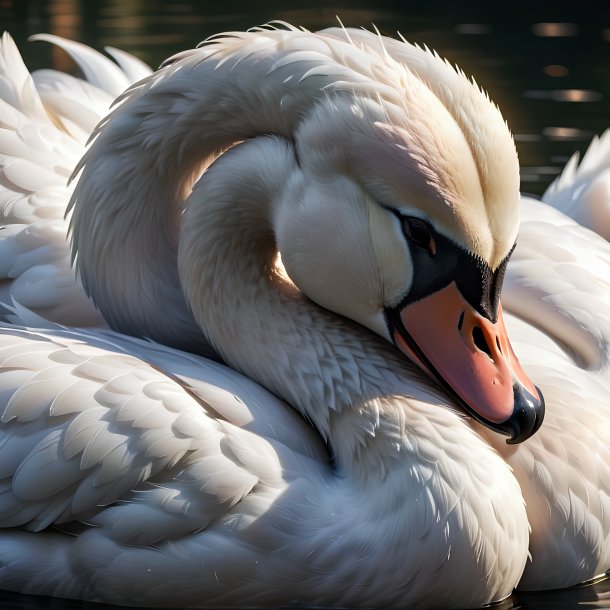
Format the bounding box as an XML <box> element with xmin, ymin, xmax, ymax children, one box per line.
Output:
<box><xmin>0</xmin><ymin>0</ymin><xmax>610</xmax><ymax>608</ymax></box>
<box><xmin>3</xmin><ymin>0</ymin><xmax>610</xmax><ymax>196</ymax></box>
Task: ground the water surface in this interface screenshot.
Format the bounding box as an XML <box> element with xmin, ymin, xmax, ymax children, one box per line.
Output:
<box><xmin>3</xmin><ymin>0</ymin><xmax>610</xmax><ymax>196</ymax></box>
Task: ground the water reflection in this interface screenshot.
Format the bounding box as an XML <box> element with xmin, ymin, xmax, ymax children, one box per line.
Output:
<box><xmin>4</xmin><ymin>0</ymin><xmax>609</xmax><ymax>195</ymax></box>
<box><xmin>543</xmin><ymin>64</ymin><xmax>570</xmax><ymax>77</ymax></box>
<box><xmin>454</xmin><ymin>23</ymin><xmax>492</xmax><ymax>35</ymax></box>
<box><xmin>543</xmin><ymin>126</ymin><xmax>595</xmax><ymax>141</ymax></box>
<box><xmin>531</xmin><ymin>22</ymin><xmax>580</xmax><ymax>37</ymax></box>
<box><xmin>524</xmin><ymin>89</ymin><xmax>603</xmax><ymax>102</ymax></box>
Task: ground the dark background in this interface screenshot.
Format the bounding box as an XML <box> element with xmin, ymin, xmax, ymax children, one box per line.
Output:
<box><xmin>2</xmin><ymin>0</ymin><xmax>610</xmax><ymax>196</ymax></box>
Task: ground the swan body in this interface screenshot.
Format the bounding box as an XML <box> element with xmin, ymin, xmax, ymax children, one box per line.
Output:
<box><xmin>543</xmin><ymin>131</ymin><xmax>610</xmax><ymax>242</ymax></box>
<box><xmin>0</xmin><ymin>24</ymin><xmax>608</xmax><ymax>608</ymax></box>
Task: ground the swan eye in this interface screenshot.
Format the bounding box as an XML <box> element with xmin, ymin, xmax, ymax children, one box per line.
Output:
<box><xmin>403</xmin><ymin>218</ymin><xmax>436</xmax><ymax>255</ymax></box>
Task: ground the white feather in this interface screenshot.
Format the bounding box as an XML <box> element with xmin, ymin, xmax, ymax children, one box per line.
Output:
<box><xmin>543</xmin><ymin>129</ymin><xmax>610</xmax><ymax>241</ymax></box>
<box><xmin>0</xmin><ymin>26</ymin><xmax>607</xmax><ymax>610</ymax></box>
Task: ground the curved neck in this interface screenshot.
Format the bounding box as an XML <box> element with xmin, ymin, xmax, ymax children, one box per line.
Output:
<box><xmin>174</xmin><ymin>138</ymin><xmax>530</xmax><ymax>603</ymax></box>
<box><xmin>68</xmin><ymin>28</ymin><xmax>440</xmax><ymax>356</ymax></box>
<box><xmin>68</xmin><ymin>35</ymin><xmax>323</xmax><ymax>355</ymax></box>
<box><xmin>178</xmin><ymin>136</ymin><xmax>421</xmax><ymax>473</ymax></box>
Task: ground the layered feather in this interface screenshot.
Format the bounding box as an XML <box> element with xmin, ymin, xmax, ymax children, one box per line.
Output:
<box><xmin>0</xmin><ymin>25</ymin><xmax>608</xmax><ymax>609</ymax></box>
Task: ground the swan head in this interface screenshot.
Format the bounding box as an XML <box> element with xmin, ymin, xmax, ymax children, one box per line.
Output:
<box><xmin>276</xmin><ymin>59</ymin><xmax>544</xmax><ymax>443</ymax></box>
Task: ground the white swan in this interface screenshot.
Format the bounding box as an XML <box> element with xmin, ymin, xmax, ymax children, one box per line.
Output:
<box><xmin>0</xmin><ymin>24</ymin><xmax>608</xmax><ymax>608</ymax></box>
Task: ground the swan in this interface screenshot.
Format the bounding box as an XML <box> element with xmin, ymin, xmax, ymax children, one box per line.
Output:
<box><xmin>0</xmin><ymin>23</ymin><xmax>608</xmax><ymax>608</ymax></box>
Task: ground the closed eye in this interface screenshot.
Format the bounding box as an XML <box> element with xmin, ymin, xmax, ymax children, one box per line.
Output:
<box><xmin>402</xmin><ymin>217</ymin><xmax>436</xmax><ymax>255</ymax></box>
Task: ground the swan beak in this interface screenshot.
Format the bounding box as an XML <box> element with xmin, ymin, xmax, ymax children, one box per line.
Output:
<box><xmin>388</xmin><ymin>282</ymin><xmax>545</xmax><ymax>443</ymax></box>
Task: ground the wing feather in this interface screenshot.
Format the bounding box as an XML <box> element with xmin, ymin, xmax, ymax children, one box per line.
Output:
<box><xmin>0</xmin><ymin>323</ymin><xmax>319</xmax><ymax>547</ymax></box>
<box><xmin>29</xmin><ymin>35</ymin><xmax>132</xmax><ymax>99</ymax></box>
<box><xmin>543</xmin><ymin>129</ymin><xmax>610</xmax><ymax>241</ymax></box>
<box><xmin>0</xmin><ymin>33</ymin><xmax>152</xmax><ymax>327</ymax></box>
<box><xmin>12</xmin><ymin>429</ymin><xmax>83</xmax><ymax>501</ymax></box>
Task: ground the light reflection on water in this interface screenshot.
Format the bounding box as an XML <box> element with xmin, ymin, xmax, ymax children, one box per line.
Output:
<box><xmin>523</xmin><ymin>89</ymin><xmax>603</xmax><ymax>102</ymax></box>
<box><xmin>531</xmin><ymin>22</ymin><xmax>580</xmax><ymax>37</ymax></box>
<box><xmin>0</xmin><ymin>1</ymin><xmax>609</xmax><ymax>609</ymax></box>
<box><xmin>3</xmin><ymin>0</ymin><xmax>610</xmax><ymax>196</ymax></box>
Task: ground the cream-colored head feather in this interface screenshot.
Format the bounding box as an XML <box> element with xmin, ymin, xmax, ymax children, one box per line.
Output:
<box><xmin>317</xmin><ymin>27</ymin><xmax>521</xmax><ymax>269</ymax></box>
<box><xmin>272</xmin><ymin>29</ymin><xmax>521</xmax><ymax>334</ymax></box>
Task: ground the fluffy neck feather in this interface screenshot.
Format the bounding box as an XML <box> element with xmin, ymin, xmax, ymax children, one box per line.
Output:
<box><xmin>178</xmin><ymin>136</ymin><xmax>480</xmax><ymax>480</ymax></box>
<box><xmin>178</xmin><ymin>137</ymin><xmax>405</xmax><ymax>472</ymax></box>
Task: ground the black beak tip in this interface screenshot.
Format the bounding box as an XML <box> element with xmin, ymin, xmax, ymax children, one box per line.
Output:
<box><xmin>503</xmin><ymin>385</ymin><xmax>545</xmax><ymax>445</ymax></box>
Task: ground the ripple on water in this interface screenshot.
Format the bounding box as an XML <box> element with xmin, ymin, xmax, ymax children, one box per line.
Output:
<box><xmin>542</xmin><ymin>127</ymin><xmax>596</xmax><ymax>141</ymax></box>
<box><xmin>524</xmin><ymin>90</ymin><xmax>603</xmax><ymax>103</ymax></box>
<box><xmin>531</xmin><ymin>22</ymin><xmax>580</xmax><ymax>37</ymax></box>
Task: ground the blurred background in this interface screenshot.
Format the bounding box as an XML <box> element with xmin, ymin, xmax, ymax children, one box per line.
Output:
<box><xmin>0</xmin><ymin>1</ymin><xmax>610</xmax><ymax>609</ymax></box>
<box><xmin>2</xmin><ymin>0</ymin><xmax>610</xmax><ymax>196</ymax></box>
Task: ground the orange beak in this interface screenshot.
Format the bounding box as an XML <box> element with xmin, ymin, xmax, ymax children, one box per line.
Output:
<box><xmin>388</xmin><ymin>281</ymin><xmax>544</xmax><ymax>443</ymax></box>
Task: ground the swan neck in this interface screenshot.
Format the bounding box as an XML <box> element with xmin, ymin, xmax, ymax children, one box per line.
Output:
<box><xmin>178</xmin><ymin>137</ymin><xmax>414</xmax><ymax>473</ymax></box>
<box><xmin>68</xmin><ymin>40</ymin><xmax>308</xmax><ymax>353</ymax></box>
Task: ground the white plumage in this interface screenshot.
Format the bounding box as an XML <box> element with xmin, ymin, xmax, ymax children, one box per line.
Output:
<box><xmin>0</xmin><ymin>24</ymin><xmax>608</xmax><ymax>609</ymax></box>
